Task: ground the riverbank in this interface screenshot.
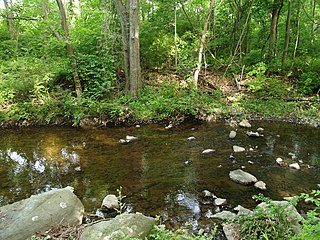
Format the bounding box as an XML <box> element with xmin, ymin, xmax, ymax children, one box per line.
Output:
<box><xmin>0</xmin><ymin>72</ymin><xmax>319</xmax><ymax>128</ymax></box>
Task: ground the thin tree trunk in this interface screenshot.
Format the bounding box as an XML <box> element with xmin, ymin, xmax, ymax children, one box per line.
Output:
<box><xmin>282</xmin><ymin>0</ymin><xmax>291</xmax><ymax>65</ymax></box>
<box><xmin>174</xmin><ymin>2</ymin><xmax>178</xmax><ymax>69</ymax></box>
<box><xmin>129</xmin><ymin>0</ymin><xmax>141</xmax><ymax>97</ymax></box>
<box><xmin>268</xmin><ymin>0</ymin><xmax>284</xmax><ymax>60</ymax></box>
<box><xmin>56</xmin><ymin>0</ymin><xmax>82</xmax><ymax>99</ymax></box>
<box><xmin>3</xmin><ymin>0</ymin><xmax>15</xmax><ymax>40</ymax></box>
<box><xmin>310</xmin><ymin>0</ymin><xmax>316</xmax><ymax>44</ymax></box>
<box><xmin>114</xmin><ymin>0</ymin><xmax>130</xmax><ymax>93</ymax></box>
<box><xmin>193</xmin><ymin>0</ymin><xmax>215</xmax><ymax>87</ymax></box>
<box><xmin>290</xmin><ymin>0</ymin><xmax>301</xmax><ymax>70</ymax></box>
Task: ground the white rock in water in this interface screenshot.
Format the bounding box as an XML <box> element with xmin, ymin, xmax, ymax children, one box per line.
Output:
<box><xmin>203</xmin><ymin>190</ymin><xmax>212</xmax><ymax>198</ymax></box>
<box><xmin>202</xmin><ymin>149</ymin><xmax>215</xmax><ymax>154</ymax></box>
<box><xmin>229</xmin><ymin>169</ymin><xmax>258</xmax><ymax>185</ymax></box>
<box><xmin>229</xmin><ymin>130</ymin><xmax>237</xmax><ymax>139</ymax></box>
<box><xmin>276</xmin><ymin>158</ymin><xmax>285</xmax><ymax>166</ymax></box>
<box><xmin>214</xmin><ymin>198</ymin><xmax>227</xmax><ymax>206</ymax></box>
<box><xmin>289</xmin><ymin>163</ymin><xmax>301</xmax><ymax>170</ymax></box>
<box><xmin>126</xmin><ymin>135</ymin><xmax>138</xmax><ymax>141</ymax></box>
<box><xmin>234</xmin><ymin>205</ymin><xmax>253</xmax><ymax>215</ymax></box>
<box><xmin>187</xmin><ymin>136</ymin><xmax>196</xmax><ymax>141</ymax></box>
<box><xmin>257</xmin><ymin>127</ymin><xmax>264</xmax><ymax>132</ymax></box>
<box><xmin>254</xmin><ymin>181</ymin><xmax>267</xmax><ymax>190</ymax></box>
<box><xmin>239</xmin><ymin>119</ymin><xmax>251</xmax><ymax>128</ymax></box>
<box><xmin>233</xmin><ymin>146</ymin><xmax>246</xmax><ymax>153</ymax></box>
<box><xmin>246</xmin><ymin>131</ymin><xmax>260</xmax><ymax>137</ymax></box>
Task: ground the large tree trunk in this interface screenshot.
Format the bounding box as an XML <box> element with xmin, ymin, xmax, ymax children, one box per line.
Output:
<box><xmin>114</xmin><ymin>0</ymin><xmax>130</xmax><ymax>93</ymax></box>
<box><xmin>3</xmin><ymin>0</ymin><xmax>15</xmax><ymax>40</ymax></box>
<box><xmin>193</xmin><ymin>0</ymin><xmax>215</xmax><ymax>87</ymax></box>
<box><xmin>128</xmin><ymin>0</ymin><xmax>141</xmax><ymax>97</ymax></box>
<box><xmin>282</xmin><ymin>0</ymin><xmax>291</xmax><ymax>65</ymax></box>
<box><xmin>268</xmin><ymin>0</ymin><xmax>284</xmax><ymax>60</ymax></box>
<box><xmin>56</xmin><ymin>0</ymin><xmax>82</xmax><ymax>99</ymax></box>
<box><xmin>114</xmin><ymin>0</ymin><xmax>141</xmax><ymax>97</ymax></box>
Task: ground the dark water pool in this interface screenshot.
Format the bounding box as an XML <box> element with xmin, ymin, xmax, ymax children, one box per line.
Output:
<box><xmin>0</xmin><ymin>121</ymin><xmax>319</xmax><ymax>230</ymax></box>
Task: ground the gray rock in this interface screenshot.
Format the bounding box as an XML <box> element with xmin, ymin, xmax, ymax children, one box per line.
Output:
<box><xmin>289</xmin><ymin>163</ymin><xmax>301</xmax><ymax>170</ymax></box>
<box><xmin>214</xmin><ymin>198</ymin><xmax>227</xmax><ymax>206</ymax></box>
<box><xmin>257</xmin><ymin>127</ymin><xmax>264</xmax><ymax>132</ymax></box>
<box><xmin>187</xmin><ymin>136</ymin><xmax>196</xmax><ymax>141</ymax></box>
<box><xmin>126</xmin><ymin>135</ymin><xmax>138</xmax><ymax>141</ymax></box>
<box><xmin>203</xmin><ymin>190</ymin><xmax>213</xmax><ymax>198</ymax></box>
<box><xmin>239</xmin><ymin>120</ymin><xmax>251</xmax><ymax>128</ymax></box>
<box><xmin>80</xmin><ymin>213</ymin><xmax>157</xmax><ymax>240</ymax></box>
<box><xmin>276</xmin><ymin>157</ymin><xmax>285</xmax><ymax>166</ymax></box>
<box><xmin>254</xmin><ymin>181</ymin><xmax>267</xmax><ymax>190</ymax></box>
<box><xmin>223</xmin><ymin>223</ymin><xmax>242</xmax><ymax>240</ymax></box>
<box><xmin>202</xmin><ymin>149</ymin><xmax>215</xmax><ymax>154</ymax></box>
<box><xmin>212</xmin><ymin>211</ymin><xmax>236</xmax><ymax>220</ymax></box>
<box><xmin>234</xmin><ymin>205</ymin><xmax>253</xmax><ymax>215</ymax></box>
<box><xmin>233</xmin><ymin>145</ymin><xmax>246</xmax><ymax>153</ymax></box>
<box><xmin>246</xmin><ymin>131</ymin><xmax>260</xmax><ymax>137</ymax></box>
<box><xmin>229</xmin><ymin>130</ymin><xmax>237</xmax><ymax>139</ymax></box>
<box><xmin>101</xmin><ymin>194</ymin><xmax>119</xmax><ymax>210</ymax></box>
<box><xmin>229</xmin><ymin>169</ymin><xmax>258</xmax><ymax>185</ymax></box>
<box><xmin>0</xmin><ymin>187</ymin><xmax>84</xmax><ymax>240</ymax></box>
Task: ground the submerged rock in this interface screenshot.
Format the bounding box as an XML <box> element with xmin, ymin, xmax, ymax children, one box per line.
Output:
<box><xmin>212</xmin><ymin>211</ymin><xmax>236</xmax><ymax>220</ymax></box>
<box><xmin>239</xmin><ymin>119</ymin><xmax>251</xmax><ymax>128</ymax></box>
<box><xmin>246</xmin><ymin>131</ymin><xmax>261</xmax><ymax>137</ymax></box>
<box><xmin>233</xmin><ymin>146</ymin><xmax>246</xmax><ymax>153</ymax></box>
<box><xmin>229</xmin><ymin>169</ymin><xmax>258</xmax><ymax>185</ymax></box>
<box><xmin>187</xmin><ymin>136</ymin><xmax>196</xmax><ymax>141</ymax></box>
<box><xmin>276</xmin><ymin>157</ymin><xmax>286</xmax><ymax>166</ymax></box>
<box><xmin>0</xmin><ymin>187</ymin><xmax>84</xmax><ymax>240</ymax></box>
<box><xmin>202</xmin><ymin>149</ymin><xmax>215</xmax><ymax>154</ymax></box>
<box><xmin>80</xmin><ymin>213</ymin><xmax>157</xmax><ymax>240</ymax></box>
<box><xmin>289</xmin><ymin>163</ymin><xmax>301</xmax><ymax>170</ymax></box>
<box><xmin>229</xmin><ymin>130</ymin><xmax>237</xmax><ymax>139</ymax></box>
<box><xmin>214</xmin><ymin>198</ymin><xmax>227</xmax><ymax>206</ymax></box>
<box><xmin>254</xmin><ymin>181</ymin><xmax>267</xmax><ymax>190</ymax></box>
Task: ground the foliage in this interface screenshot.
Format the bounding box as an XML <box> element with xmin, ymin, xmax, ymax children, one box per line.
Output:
<box><xmin>147</xmin><ymin>224</ymin><xmax>217</xmax><ymax>240</ymax></box>
<box><xmin>297</xmin><ymin>72</ymin><xmax>320</xmax><ymax>95</ymax></box>
<box><xmin>230</xmin><ymin>194</ymin><xmax>298</xmax><ymax>240</ymax></box>
<box><xmin>293</xmin><ymin>190</ymin><xmax>320</xmax><ymax>240</ymax></box>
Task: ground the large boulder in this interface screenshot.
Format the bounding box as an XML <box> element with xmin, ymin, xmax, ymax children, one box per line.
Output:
<box><xmin>80</xmin><ymin>213</ymin><xmax>157</xmax><ymax>240</ymax></box>
<box><xmin>229</xmin><ymin>169</ymin><xmax>258</xmax><ymax>185</ymax></box>
<box><xmin>0</xmin><ymin>186</ymin><xmax>84</xmax><ymax>240</ymax></box>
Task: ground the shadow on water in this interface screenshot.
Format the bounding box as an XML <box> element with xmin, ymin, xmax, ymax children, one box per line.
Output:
<box><xmin>0</xmin><ymin>121</ymin><xmax>319</xmax><ymax>231</ymax></box>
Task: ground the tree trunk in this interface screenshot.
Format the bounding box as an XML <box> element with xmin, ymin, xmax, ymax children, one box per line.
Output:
<box><xmin>268</xmin><ymin>0</ymin><xmax>284</xmax><ymax>60</ymax></box>
<box><xmin>282</xmin><ymin>0</ymin><xmax>291</xmax><ymax>65</ymax></box>
<box><xmin>114</xmin><ymin>0</ymin><xmax>130</xmax><ymax>93</ymax></box>
<box><xmin>56</xmin><ymin>0</ymin><xmax>82</xmax><ymax>99</ymax></box>
<box><xmin>193</xmin><ymin>0</ymin><xmax>215</xmax><ymax>87</ymax></box>
<box><xmin>3</xmin><ymin>0</ymin><xmax>15</xmax><ymax>40</ymax></box>
<box><xmin>129</xmin><ymin>0</ymin><xmax>141</xmax><ymax>97</ymax></box>
<box><xmin>291</xmin><ymin>0</ymin><xmax>301</xmax><ymax>70</ymax></box>
<box><xmin>310</xmin><ymin>0</ymin><xmax>316</xmax><ymax>44</ymax></box>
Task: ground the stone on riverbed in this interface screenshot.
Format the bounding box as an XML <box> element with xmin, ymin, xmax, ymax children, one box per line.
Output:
<box><xmin>229</xmin><ymin>130</ymin><xmax>237</xmax><ymax>139</ymax></box>
<box><xmin>233</xmin><ymin>145</ymin><xmax>246</xmax><ymax>153</ymax></box>
<box><xmin>212</xmin><ymin>211</ymin><xmax>236</xmax><ymax>220</ymax></box>
<box><xmin>202</xmin><ymin>149</ymin><xmax>215</xmax><ymax>154</ymax></box>
<box><xmin>229</xmin><ymin>169</ymin><xmax>258</xmax><ymax>185</ymax></box>
<box><xmin>214</xmin><ymin>198</ymin><xmax>227</xmax><ymax>206</ymax></box>
<box><xmin>289</xmin><ymin>163</ymin><xmax>301</xmax><ymax>170</ymax></box>
<box><xmin>254</xmin><ymin>181</ymin><xmax>267</xmax><ymax>190</ymax></box>
<box><xmin>79</xmin><ymin>213</ymin><xmax>157</xmax><ymax>240</ymax></box>
<box><xmin>0</xmin><ymin>187</ymin><xmax>84</xmax><ymax>240</ymax></box>
<box><xmin>239</xmin><ymin>119</ymin><xmax>251</xmax><ymax>128</ymax></box>
<box><xmin>234</xmin><ymin>205</ymin><xmax>253</xmax><ymax>215</ymax></box>
<box><xmin>101</xmin><ymin>194</ymin><xmax>119</xmax><ymax>210</ymax></box>
<box><xmin>246</xmin><ymin>131</ymin><xmax>261</xmax><ymax>137</ymax></box>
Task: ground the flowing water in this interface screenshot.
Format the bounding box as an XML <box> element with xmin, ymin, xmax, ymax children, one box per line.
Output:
<box><xmin>0</xmin><ymin>121</ymin><xmax>319</xmax><ymax>230</ymax></box>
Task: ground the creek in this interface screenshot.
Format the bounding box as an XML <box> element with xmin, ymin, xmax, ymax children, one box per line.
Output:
<box><xmin>0</xmin><ymin>121</ymin><xmax>319</xmax><ymax>230</ymax></box>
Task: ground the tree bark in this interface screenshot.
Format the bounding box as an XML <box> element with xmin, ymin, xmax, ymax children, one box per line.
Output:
<box><xmin>282</xmin><ymin>0</ymin><xmax>291</xmax><ymax>65</ymax></box>
<box><xmin>56</xmin><ymin>0</ymin><xmax>82</xmax><ymax>99</ymax></box>
<box><xmin>268</xmin><ymin>0</ymin><xmax>284</xmax><ymax>60</ymax></box>
<box><xmin>290</xmin><ymin>0</ymin><xmax>301</xmax><ymax>70</ymax></box>
<box><xmin>193</xmin><ymin>0</ymin><xmax>215</xmax><ymax>87</ymax></box>
<box><xmin>3</xmin><ymin>0</ymin><xmax>15</xmax><ymax>40</ymax></box>
<box><xmin>129</xmin><ymin>0</ymin><xmax>141</xmax><ymax>97</ymax></box>
<box><xmin>310</xmin><ymin>0</ymin><xmax>316</xmax><ymax>44</ymax></box>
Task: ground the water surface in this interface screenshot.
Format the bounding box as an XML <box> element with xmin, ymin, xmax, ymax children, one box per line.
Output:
<box><xmin>0</xmin><ymin>121</ymin><xmax>319</xmax><ymax>230</ymax></box>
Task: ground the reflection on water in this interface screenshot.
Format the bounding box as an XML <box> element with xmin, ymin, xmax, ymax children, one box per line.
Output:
<box><xmin>0</xmin><ymin>122</ymin><xmax>319</xmax><ymax>230</ymax></box>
